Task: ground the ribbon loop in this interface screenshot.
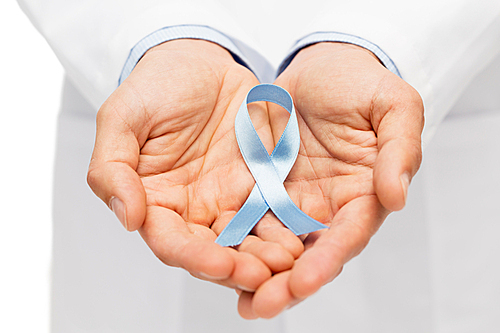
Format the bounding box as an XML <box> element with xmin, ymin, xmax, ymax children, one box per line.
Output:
<box><xmin>216</xmin><ymin>84</ymin><xmax>326</xmax><ymax>247</ymax></box>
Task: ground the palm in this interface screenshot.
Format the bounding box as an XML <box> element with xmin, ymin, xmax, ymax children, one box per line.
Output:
<box><xmin>135</xmin><ymin>53</ymin><xmax>264</xmax><ymax>239</ymax></box>
<box><xmin>97</xmin><ymin>40</ymin><xmax>300</xmax><ymax>290</ymax></box>
<box><xmin>271</xmin><ymin>43</ymin><xmax>390</xmax><ymax>238</ymax></box>
<box><xmin>238</xmin><ymin>42</ymin><xmax>424</xmax><ymax>318</ymax></box>
<box><xmin>281</xmin><ymin>97</ymin><xmax>380</xmax><ymax>229</ymax></box>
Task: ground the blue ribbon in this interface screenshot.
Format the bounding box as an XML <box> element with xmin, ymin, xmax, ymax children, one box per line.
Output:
<box><xmin>215</xmin><ymin>84</ymin><xmax>327</xmax><ymax>247</ymax></box>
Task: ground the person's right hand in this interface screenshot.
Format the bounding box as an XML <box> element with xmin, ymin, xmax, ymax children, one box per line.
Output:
<box><xmin>236</xmin><ymin>42</ymin><xmax>424</xmax><ymax>318</ymax></box>
<box><xmin>87</xmin><ymin>39</ymin><xmax>303</xmax><ymax>292</ymax></box>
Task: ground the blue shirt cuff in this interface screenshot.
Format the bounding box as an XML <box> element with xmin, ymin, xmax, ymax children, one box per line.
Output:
<box><xmin>118</xmin><ymin>25</ymin><xmax>255</xmax><ymax>85</ymax></box>
<box><xmin>277</xmin><ymin>32</ymin><xmax>402</xmax><ymax>78</ymax></box>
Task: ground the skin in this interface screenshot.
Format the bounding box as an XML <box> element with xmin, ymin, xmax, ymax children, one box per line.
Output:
<box><xmin>238</xmin><ymin>42</ymin><xmax>424</xmax><ymax>318</ymax></box>
<box><xmin>87</xmin><ymin>39</ymin><xmax>300</xmax><ymax>292</ymax></box>
<box><xmin>88</xmin><ymin>39</ymin><xmax>424</xmax><ymax>318</ymax></box>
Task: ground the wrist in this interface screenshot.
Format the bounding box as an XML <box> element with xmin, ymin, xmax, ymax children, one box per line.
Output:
<box><xmin>141</xmin><ymin>39</ymin><xmax>237</xmax><ymax>67</ymax></box>
<box><xmin>294</xmin><ymin>42</ymin><xmax>382</xmax><ymax>67</ymax></box>
<box><xmin>119</xmin><ymin>25</ymin><xmax>255</xmax><ymax>86</ymax></box>
<box><xmin>277</xmin><ymin>41</ymin><xmax>385</xmax><ymax>96</ymax></box>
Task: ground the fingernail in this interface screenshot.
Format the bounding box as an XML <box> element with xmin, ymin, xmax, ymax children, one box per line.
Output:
<box><xmin>400</xmin><ymin>173</ymin><xmax>410</xmax><ymax>205</ymax></box>
<box><xmin>198</xmin><ymin>272</ymin><xmax>223</xmax><ymax>280</ymax></box>
<box><xmin>285</xmin><ymin>298</ymin><xmax>302</xmax><ymax>310</ymax></box>
<box><xmin>110</xmin><ymin>196</ymin><xmax>128</xmax><ymax>230</ymax></box>
<box><xmin>236</xmin><ymin>285</ymin><xmax>256</xmax><ymax>292</ymax></box>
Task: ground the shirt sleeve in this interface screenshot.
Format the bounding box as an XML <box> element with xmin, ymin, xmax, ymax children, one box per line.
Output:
<box><xmin>118</xmin><ymin>25</ymin><xmax>258</xmax><ymax>85</ymax></box>
<box><xmin>277</xmin><ymin>32</ymin><xmax>401</xmax><ymax>78</ymax></box>
<box><xmin>279</xmin><ymin>0</ymin><xmax>500</xmax><ymax>145</ymax></box>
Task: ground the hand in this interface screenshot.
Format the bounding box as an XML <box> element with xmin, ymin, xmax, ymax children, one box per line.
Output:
<box><xmin>238</xmin><ymin>42</ymin><xmax>424</xmax><ymax>318</ymax></box>
<box><xmin>87</xmin><ymin>39</ymin><xmax>303</xmax><ymax>292</ymax></box>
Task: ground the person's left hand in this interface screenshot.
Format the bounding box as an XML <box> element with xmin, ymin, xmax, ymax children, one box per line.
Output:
<box><xmin>237</xmin><ymin>42</ymin><xmax>424</xmax><ymax>318</ymax></box>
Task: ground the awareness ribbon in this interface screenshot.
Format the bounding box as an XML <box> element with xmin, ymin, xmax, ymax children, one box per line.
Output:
<box><xmin>215</xmin><ymin>84</ymin><xmax>327</xmax><ymax>247</ymax></box>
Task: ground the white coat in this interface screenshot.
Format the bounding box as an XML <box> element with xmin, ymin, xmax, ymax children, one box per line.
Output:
<box><xmin>18</xmin><ymin>0</ymin><xmax>500</xmax><ymax>331</ymax></box>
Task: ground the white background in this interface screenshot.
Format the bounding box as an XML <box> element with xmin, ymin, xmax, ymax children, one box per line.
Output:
<box><xmin>1</xmin><ymin>1</ymin><xmax>498</xmax><ymax>332</ymax></box>
<box><xmin>0</xmin><ymin>1</ymin><xmax>63</xmax><ymax>332</ymax></box>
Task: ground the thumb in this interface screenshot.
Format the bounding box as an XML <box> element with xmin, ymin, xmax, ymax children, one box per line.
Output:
<box><xmin>373</xmin><ymin>86</ymin><xmax>424</xmax><ymax>211</ymax></box>
<box><xmin>87</xmin><ymin>98</ymin><xmax>148</xmax><ymax>231</ymax></box>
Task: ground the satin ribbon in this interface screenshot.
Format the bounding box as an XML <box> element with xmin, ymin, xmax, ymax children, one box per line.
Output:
<box><xmin>215</xmin><ymin>84</ymin><xmax>326</xmax><ymax>247</ymax></box>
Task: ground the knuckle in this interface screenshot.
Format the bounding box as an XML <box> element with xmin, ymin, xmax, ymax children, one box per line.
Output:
<box><xmin>408</xmin><ymin>88</ymin><xmax>425</xmax><ymax>117</ymax></box>
<box><xmin>96</xmin><ymin>99</ymin><xmax>120</xmax><ymax>124</ymax></box>
<box><xmin>399</xmin><ymin>83</ymin><xmax>425</xmax><ymax>115</ymax></box>
<box><xmin>86</xmin><ymin>165</ymin><xmax>101</xmax><ymax>194</ymax></box>
<box><xmin>408</xmin><ymin>139</ymin><xmax>423</xmax><ymax>172</ymax></box>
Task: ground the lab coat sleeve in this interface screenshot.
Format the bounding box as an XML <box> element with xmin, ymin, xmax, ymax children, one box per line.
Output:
<box><xmin>281</xmin><ymin>0</ymin><xmax>500</xmax><ymax>145</ymax></box>
<box><xmin>16</xmin><ymin>0</ymin><xmax>258</xmax><ymax>110</ymax></box>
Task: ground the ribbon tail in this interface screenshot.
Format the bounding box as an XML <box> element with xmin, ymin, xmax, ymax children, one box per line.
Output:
<box><xmin>279</xmin><ymin>211</ymin><xmax>328</xmax><ymax>236</ymax></box>
<box><xmin>265</xmin><ymin>194</ymin><xmax>328</xmax><ymax>236</ymax></box>
<box><xmin>215</xmin><ymin>186</ymin><xmax>269</xmax><ymax>247</ymax></box>
<box><xmin>217</xmin><ymin>84</ymin><xmax>330</xmax><ymax>247</ymax></box>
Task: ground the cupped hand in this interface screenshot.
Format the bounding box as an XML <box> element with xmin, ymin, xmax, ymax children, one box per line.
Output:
<box><xmin>87</xmin><ymin>39</ymin><xmax>303</xmax><ymax>292</ymax></box>
<box><xmin>238</xmin><ymin>42</ymin><xmax>424</xmax><ymax>318</ymax></box>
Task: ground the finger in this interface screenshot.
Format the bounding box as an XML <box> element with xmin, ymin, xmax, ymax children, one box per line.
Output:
<box><xmin>238</xmin><ymin>291</ymin><xmax>258</xmax><ymax>319</ymax></box>
<box><xmin>289</xmin><ymin>195</ymin><xmax>388</xmax><ymax>299</ymax></box>
<box><xmin>252</xmin><ymin>213</ymin><xmax>304</xmax><ymax>259</ymax></box>
<box><xmin>212</xmin><ymin>210</ymin><xmax>304</xmax><ymax>261</ymax></box>
<box><xmin>224</xmin><ymin>250</ymin><xmax>272</xmax><ymax>292</ymax></box>
<box><xmin>213</xmin><ymin>213</ymin><xmax>293</xmax><ymax>279</ymax></box>
<box><xmin>87</xmin><ymin>96</ymin><xmax>149</xmax><ymax>231</ymax></box>
<box><xmin>237</xmin><ymin>235</ymin><xmax>295</xmax><ymax>273</ymax></box>
<box><xmin>139</xmin><ymin>206</ymin><xmax>235</xmax><ymax>279</ymax></box>
<box><xmin>252</xmin><ymin>271</ymin><xmax>297</xmax><ymax>319</ymax></box>
<box><xmin>373</xmin><ymin>83</ymin><xmax>424</xmax><ymax>211</ymax></box>
<box><xmin>195</xmin><ymin>248</ymin><xmax>272</xmax><ymax>291</ymax></box>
